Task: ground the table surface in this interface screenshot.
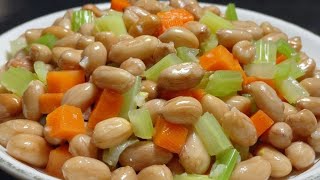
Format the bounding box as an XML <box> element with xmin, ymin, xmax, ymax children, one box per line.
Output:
<box><xmin>0</xmin><ymin>0</ymin><xmax>320</xmax><ymax>179</ymax></box>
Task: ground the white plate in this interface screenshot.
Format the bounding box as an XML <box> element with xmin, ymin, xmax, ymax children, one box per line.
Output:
<box><xmin>0</xmin><ymin>2</ymin><xmax>319</xmax><ymax>180</ymax></box>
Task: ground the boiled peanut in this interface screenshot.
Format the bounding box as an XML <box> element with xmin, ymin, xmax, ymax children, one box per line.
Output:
<box><xmin>201</xmin><ymin>94</ymin><xmax>229</xmax><ymax>123</ymax></box>
<box><xmin>159</xmin><ymin>27</ymin><xmax>199</xmax><ymax>48</ymax></box>
<box><xmin>123</xmin><ymin>6</ymin><xmax>150</xmax><ymax>29</ymax></box>
<box><xmin>288</xmin><ymin>36</ymin><xmax>302</xmax><ymax>52</ymax></box>
<box><xmin>58</xmin><ymin>49</ymin><xmax>82</xmax><ymax>70</ymax></box>
<box><xmin>6</xmin><ymin>56</ymin><xmax>34</xmax><ymax>72</ymax></box>
<box><xmin>141</xmin><ymin>99</ymin><xmax>166</xmax><ymax>124</ymax></box>
<box><xmin>120</xmin><ymin>58</ymin><xmax>146</xmax><ymax>76</ymax></box>
<box><xmin>232</xmin><ymin>40</ymin><xmax>255</xmax><ymax>65</ymax></box>
<box><xmin>285</xmin><ymin>141</ymin><xmax>315</xmax><ymax>170</ymax></box>
<box><xmin>95</xmin><ymin>32</ymin><xmax>118</xmax><ymax>52</ymax></box>
<box><xmin>260</xmin><ymin>21</ymin><xmax>281</xmax><ymax>35</ymax></box>
<box><xmin>54</xmin><ymin>33</ymin><xmax>82</xmax><ymax>48</ymax></box>
<box><xmin>134</xmin><ymin>0</ymin><xmax>162</xmax><ymax>14</ymax></box>
<box><xmin>0</xmin><ymin>94</ymin><xmax>22</xmax><ymax>119</ymax></box>
<box><xmin>308</xmin><ymin>124</ymin><xmax>320</xmax><ymax>153</ymax></box>
<box><xmin>42</xmin><ymin>26</ymin><xmax>73</xmax><ymax>39</ymax></box>
<box><xmin>267</xmin><ymin>122</ymin><xmax>293</xmax><ymax>149</ymax></box>
<box><xmin>283</xmin><ymin>102</ymin><xmax>298</xmax><ymax>119</ymax></box>
<box><xmin>82</xmin><ymin>4</ymin><xmax>103</xmax><ymax>17</ymax></box>
<box><xmin>22</xmin><ymin>80</ymin><xmax>45</xmax><ymax>121</ymax></box>
<box><xmin>262</xmin><ymin>32</ymin><xmax>288</xmax><ymax>42</ymax></box>
<box><xmin>129</xmin><ymin>14</ymin><xmax>161</xmax><ymax>37</ymax></box>
<box><xmin>53</xmin><ymin>17</ymin><xmax>71</xmax><ymax>30</ymax></box>
<box><xmin>298</xmin><ymin>55</ymin><xmax>316</xmax><ymax>80</ymax></box>
<box><xmin>137</xmin><ymin>165</ymin><xmax>173</xmax><ymax>180</ymax></box>
<box><xmin>203</xmin><ymin>5</ymin><xmax>221</xmax><ymax>16</ymax></box>
<box><xmin>76</xmin><ymin>35</ymin><xmax>94</xmax><ymax>50</ymax></box>
<box><xmin>43</xmin><ymin>125</ymin><xmax>63</xmax><ymax>146</ymax></box>
<box><xmin>81</xmin><ymin>42</ymin><xmax>107</xmax><ymax>75</ymax></box>
<box><xmin>79</xmin><ymin>23</ymin><xmax>94</xmax><ymax>36</ymax></box>
<box><xmin>153</xmin><ymin>42</ymin><xmax>176</xmax><ymax>63</ymax></box>
<box><xmin>141</xmin><ymin>80</ymin><xmax>158</xmax><ymax>100</ymax></box>
<box><xmin>111</xmin><ymin>166</ymin><xmax>137</xmax><ymax>180</ymax></box>
<box><xmin>166</xmin><ymin>157</ymin><xmax>185</xmax><ymax>175</ymax></box>
<box><xmin>184</xmin><ymin>21</ymin><xmax>211</xmax><ymax>43</ymax></box>
<box><xmin>300</xmin><ymin>78</ymin><xmax>320</xmax><ymax>97</ymax></box>
<box><xmin>296</xmin><ymin>97</ymin><xmax>320</xmax><ymax>116</ymax></box>
<box><xmin>52</xmin><ymin>47</ymin><xmax>73</xmax><ymax>63</ymax></box>
<box><xmin>313</xmin><ymin>69</ymin><xmax>320</xmax><ymax>79</ymax></box>
<box><xmin>285</xmin><ymin>109</ymin><xmax>317</xmax><ymax>137</ymax></box>
<box><xmin>69</xmin><ymin>134</ymin><xmax>98</xmax><ymax>158</ymax></box>
<box><xmin>224</xmin><ymin>95</ymin><xmax>251</xmax><ymax>114</ymax></box>
<box><xmin>25</xmin><ymin>29</ymin><xmax>43</xmax><ymax>44</ymax></box>
<box><xmin>216</xmin><ymin>29</ymin><xmax>253</xmax><ymax>48</ymax></box>
<box><xmin>29</xmin><ymin>44</ymin><xmax>52</xmax><ymax>63</ymax></box>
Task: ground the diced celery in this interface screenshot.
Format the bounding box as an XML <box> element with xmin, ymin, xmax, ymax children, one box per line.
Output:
<box><xmin>276</xmin><ymin>77</ymin><xmax>309</xmax><ymax>104</ymax></box>
<box><xmin>135</xmin><ymin>92</ymin><xmax>148</xmax><ymax>107</ymax></box>
<box><xmin>274</xmin><ymin>58</ymin><xmax>305</xmax><ymax>80</ymax></box>
<box><xmin>225</xmin><ymin>3</ymin><xmax>238</xmax><ymax>21</ymax></box>
<box><xmin>9</xmin><ymin>37</ymin><xmax>27</xmax><ymax>58</ymax></box>
<box><xmin>102</xmin><ymin>138</ymin><xmax>139</xmax><ymax>167</ymax></box>
<box><xmin>196</xmin><ymin>71</ymin><xmax>213</xmax><ymax>89</ymax></box>
<box><xmin>94</xmin><ymin>15</ymin><xmax>127</xmax><ymax>36</ymax></box>
<box><xmin>119</xmin><ymin>76</ymin><xmax>141</xmax><ymax>119</ymax></box>
<box><xmin>200</xmin><ymin>11</ymin><xmax>233</xmax><ymax>34</ymax></box>
<box><xmin>144</xmin><ymin>53</ymin><xmax>183</xmax><ymax>81</ymax></box>
<box><xmin>200</xmin><ymin>35</ymin><xmax>218</xmax><ymax>54</ymax></box>
<box><xmin>0</xmin><ymin>67</ymin><xmax>37</xmax><ymax>96</ymax></box>
<box><xmin>34</xmin><ymin>61</ymin><xmax>48</xmax><ymax>85</ymax></box>
<box><xmin>205</xmin><ymin>70</ymin><xmax>243</xmax><ymax>97</ymax></box>
<box><xmin>276</xmin><ymin>39</ymin><xmax>299</xmax><ymax>62</ymax></box>
<box><xmin>194</xmin><ymin>112</ymin><xmax>233</xmax><ymax>156</ymax></box>
<box><xmin>128</xmin><ymin>109</ymin><xmax>154</xmax><ymax>139</ymax></box>
<box><xmin>254</xmin><ymin>40</ymin><xmax>277</xmax><ymax>64</ymax></box>
<box><xmin>244</xmin><ymin>63</ymin><xmax>276</xmax><ymax>79</ymax></box>
<box><xmin>174</xmin><ymin>173</ymin><xmax>212</xmax><ymax>180</ymax></box>
<box><xmin>32</xmin><ymin>34</ymin><xmax>57</xmax><ymax>49</ymax></box>
<box><xmin>72</xmin><ymin>10</ymin><xmax>95</xmax><ymax>32</ymax></box>
<box><xmin>233</xmin><ymin>144</ymin><xmax>249</xmax><ymax>161</ymax></box>
<box><xmin>210</xmin><ymin>149</ymin><xmax>240</xmax><ymax>180</ymax></box>
<box><xmin>177</xmin><ymin>47</ymin><xmax>199</xmax><ymax>62</ymax></box>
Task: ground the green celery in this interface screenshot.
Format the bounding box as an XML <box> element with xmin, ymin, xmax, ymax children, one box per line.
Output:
<box><xmin>200</xmin><ymin>35</ymin><xmax>218</xmax><ymax>54</ymax></box>
<box><xmin>177</xmin><ymin>47</ymin><xmax>199</xmax><ymax>62</ymax></box>
<box><xmin>94</xmin><ymin>15</ymin><xmax>127</xmax><ymax>36</ymax></box>
<box><xmin>144</xmin><ymin>53</ymin><xmax>183</xmax><ymax>81</ymax></box>
<box><xmin>174</xmin><ymin>173</ymin><xmax>212</xmax><ymax>180</ymax></box>
<box><xmin>274</xmin><ymin>58</ymin><xmax>305</xmax><ymax>80</ymax></box>
<box><xmin>225</xmin><ymin>3</ymin><xmax>238</xmax><ymax>21</ymax></box>
<box><xmin>200</xmin><ymin>11</ymin><xmax>233</xmax><ymax>34</ymax></box>
<box><xmin>254</xmin><ymin>40</ymin><xmax>277</xmax><ymax>64</ymax></box>
<box><xmin>196</xmin><ymin>72</ymin><xmax>213</xmax><ymax>89</ymax></box>
<box><xmin>119</xmin><ymin>76</ymin><xmax>141</xmax><ymax>119</ymax></box>
<box><xmin>244</xmin><ymin>63</ymin><xmax>276</xmax><ymax>79</ymax></box>
<box><xmin>0</xmin><ymin>67</ymin><xmax>37</xmax><ymax>96</ymax></box>
<box><xmin>233</xmin><ymin>144</ymin><xmax>249</xmax><ymax>161</ymax></box>
<box><xmin>8</xmin><ymin>37</ymin><xmax>27</xmax><ymax>58</ymax></box>
<box><xmin>205</xmin><ymin>70</ymin><xmax>243</xmax><ymax>97</ymax></box>
<box><xmin>210</xmin><ymin>149</ymin><xmax>240</xmax><ymax>180</ymax></box>
<box><xmin>32</xmin><ymin>34</ymin><xmax>57</xmax><ymax>49</ymax></box>
<box><xmin>276</xmin><ymin>39</ymin><xmax>299</xmax><ymax>61</ymax></box>
<box><xmin>102</xmin><ymin>138</ymin><xmax>139</xmax><ymax>167</ymax></box>
<box><xmin>34</xmin><ymin>61</ymin><xmax>48</xmax><ymax>85</ymax></box>
<box><xmin>72</xmin><ymin>10</ymin><xmax>95</xmax><ymax>32</ymax></box>
<box><xmin>128</xmin><ymin>109</ymin><xmax>154</xmax><ymax>139</ymax></box>
<box><xmin>194</xmin><ymin>112</ymin><xmax>233</xmax><ymax>156</ymax></box>
<box><xmin>276</xmin><ymin>77</ymin><xmax>309</xmax><ymax>104</ymax></box>
<box><xmin>135</xmin><ymin>92</ymin><xmax>148</xmax><ymax>107</ymax></box>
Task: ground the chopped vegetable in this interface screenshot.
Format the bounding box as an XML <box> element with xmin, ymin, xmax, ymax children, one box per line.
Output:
<box><xmin>250</xmin><ymin>110</ymin><xmax>274</xmax><ymax>137</ymax></box>
<box><xmin>45</xmin><ymin>145</ymin><xmax>73</xmax><ymax>179</ymax></box>
<box><xmin>145</xmin><ymin>53</ymin><xmax>183</xmax><ymax>81</ymax></box>
<box><xmin>128</xmin><ymin>109</ymin><xmax>154</xmax><ymax>139</ymax></box>
<box><xmin>88</xmin><ymin>89</ymin><xmax>123</xmax><ymax>129</ymax></box>
<box><xmin>276</xmin><ymin>54</ymin><xmax>287</xmax><ymax>64</ymax></box>
<box><xmin>276</xmin><ymin>39</ymin><xmax>299</xmax><ymax>62</ymax></box>
<box><xmin>275</xmin><ymin>77</ymin><xmax>309</xmax><ymax>104</ymax></box>
<box><xmin>135</xmin><ymin>92</ymin><xmax>148</xmax><ymax>107</ymax></box>
<box><xmin>174</xmin><ymin>173</ymin><xmax>212</xmax><ymax>180</ymax></box>
<box><xmin>194</xmin><ymin>112</ymin><xmax>233</xmax><ymax>156</ymax></box>
<box><xmin>225</xmin><ymin>3</ymin><xmax>238</xmax><ymax>21</ymax></box>
<box><xmin>39</xmin><ymin>93</ymin><xmax>64</xmax><ymax>114</ymax></box>
<box><xmin>34</xmin><ymin>61</ymin><xmax>48</xmax><ymax>84</ymax></box>
<box><xmin>159</xmin><ymin>88</ymin><xmax>206</xmax><ymax>101</ymax></box>
<box><xmin>8</xmin><ymin>37</ymin><xmax>27</xmax><ymax>58</ymax></box>
<box><xmin>157</xmin><ymin>8</ymin><xmax>194</xmax><ymax>35</ymax></box>
<box><xmin>177</xmin><ymin>47</ymin><xmax>199</xmax><ymax>62</ymax></box>
<box><xmin>102</xmin><ymin>138</ymin><xmax>139</xmax><ymax>167</ymax></box>
<box><xmin>119</xmin><ymin>76</ymin><xmax>141</xmax><ymax>119</ymax></box>
<box><xmin>196</xmin><ymin>72</ymin><xmax>213</xmax><ymax>89</ymax></box>
<box><xmin>32</xmin><ymin>34</ymin><xmax>57</xmax><ymax>49</ymax></box>
<box><xmin>111</xmin><ymin>0</ymin><xmax>130</xmax><ymax>12</ymax></box>
<box><xmin>274</xmin><ymin>58</ymin><xmax>305</xmax><ymax>80</ymax></box>
<box><xmin>209</xmin><ymin>149</ymin><xmax>240</xmax><ymax>180</ymax></box>
<box><xmin>154</xmin><ymin>117</ymin><xmax>188</xmax><ymax>154</ymax></box>
<box><xmin>72</xmin><ymin>10</ymin><xmax>95</xmax><ymax>32</ymax></box>
<box><xmin>0</xmin><ymin>67</ymin><xmax>37</xmax><ymax>96</ymax></box>
<box><xmin>47</xmin><ymin>70</ymin><xmax>85</xmax><ymax>93</ymax></box>
<box><xmin>46</xmin><ymin>105</ymin><xmax>86</xmax><ymax>139</ymax></box>
<box><xmin>234</xmin><ymin>144</ymin><xmax>249</xmax><ymax>161</ymax></box>
<box><xmin>94</xmin><ymin>14</ymin><xmax>127</xmax><ymax>36</ymax></box>
<box><xmin>205</xmin><ymin>70</ymin><xmax>243</xmax><ymax>97</ymax></box>
<box><xmin>200</xmin><ymin>35</ymin><xmax>218</xmax><ymax>54</ymax></box>
<box><xmin>254</xmin><ymin>40</ymin><xmax>277</xmax><ymax>64</ymax></box>
<box><xmin>244</xmin><ymin>63</ymin><xmax>276</xmax><ymax>79</ymax></box>
<box><xmin>200</xmin><ymin>11</ymin><xmax>233</xmax><ymax>34</ymax></box>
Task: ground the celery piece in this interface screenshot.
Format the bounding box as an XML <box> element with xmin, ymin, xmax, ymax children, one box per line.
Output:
<box><xmin>275</xmin><ymin>77</ymin><xmax>309</xmax><ymax>104</ymax></box>
<box><xmin>174</xmin><ymin>173</ymin><xmax>212</xmax><ymax>180</ymax></box>
<box><xmin>254</xmin><ymin>40</ymin><xmax>277</xmax><ymax>64</ymax></box>
<box><xmin>233</xmin><ymin>144</ymin><xmax>249</xmax><ymax>161</ymax></box>
<box><xmin>274</xmin><ymin>58</ymin><xmax>305</xmax><ymax>80</ymax></box>
<box><xmin>225</xmin><ymin>3</ymin><xmax>238</xmax><ymax>21</ymax></box>
<box><xmin>200</xmin><ymin>35</ymin><xmax>218</xmax><ymax>54</ymax></box>
<box><xmin>0</xmin><ymin>67</ymin><xmax>37</xmax><ymax>96</ymax></box>
<box><xmin>177</xmin><ymin>47</ymin><xmax>199</xmax><ymax>62</ymax></box>
<box><xmin>276</xmin><ymin>39</ymin><xmax>299</xmax><ymax>62</ymax></box>
<box><xmin>200</xmin><ymin>11</ymin><xmax>233</xmax><ymax>34</ymax></box>
<box><xmin>34</xmin><ymin>61</ymin><xmax>48</xmax><ymax>85</ymax></box>
<box><xmin>144</xmin><ymin>53</ymin><xmax>183</xmax><ymax>81</ymax></box>
<box><xmin>210</xmin><ymin>149</ymin><xmax>240</xmax><ymax>180</ymax></box>
<box><xmin>128</xmin><ymin>109</ymin><xmax>154</xmax><ymax>139</ymax></box>
<box><xmin>102</xmin><ymin>138</ymin><xmax>139</xmax><ymax>167</ymax></box>
<box><xmin>194</xmin><ymin>112</ymin><xmax>233</xmax><ymax>156</ymax></box>
<box><xmin>9</xmin><ymin>37</ymin><xmax>27</xmax><ymax>58</ymax></box>
<box><xmin>135</xmin><ymin>92</ymin><xmax>148</xmax><ymax>107</ymax></box>
<box><xmin>119</xmin><ymin>76</ymin><xmax>142</xmax><ymax>119</ymax></box>
<box><xmin>205</xmin><ymin>70</ymin><xmax>243</xmax><ymax>97</ymax></box>
<box><xmin>72</xmin><ymin>10</ymin><xmax>95</xmax><ymax>32</ymax></box>
<box><xmin>244</xmin><ymin>63</ymin><xmax>276</xmax><ymax>79</ymax></box>
<box><xmin>33</xmin><ymin>34</ymin><xmax>57</xmax><ymax>49</ymax></box>
<box><xmin>196</xmin><ymin>71</ymin><xmax>213</xmax><ymax>89</ymax></box>
<box><xmin>94</xmin><ymin>15</ymin><xmax>127</xmax><ymax>36</ymax></box>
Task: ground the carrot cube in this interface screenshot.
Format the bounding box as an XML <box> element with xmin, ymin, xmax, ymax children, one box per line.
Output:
<box><xmin>39</xmin><ymin>93</ymin><xmax>64</xmax><ymax>114</ymax></box>
<box><xmin>47</xmin><ymin>70</ymin><xmax>85</xmax><ymax>93</ymax></box>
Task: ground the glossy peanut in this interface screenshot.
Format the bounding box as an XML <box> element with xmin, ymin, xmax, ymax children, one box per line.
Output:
<box><xmin>94</xmin><ymin>32</ymin><xmax>118</xmax><ymax>52</ymax></box>
<box><xmin>262</xmin><ymin>32</ymin><xmax>288</xmax><ymax>42</ymax></box>
<box><xmin>42</xmin><ymin>26</ymin><xmax>73</xmax><ymax>39</ymax></box>
<box><xmin>201</xmin><ymin>94</ymin><xmax>230</xmax><ymax>123</ymax></box>
<box><xmin>313</xmin><ymin>69</ymin><xmax>320</xmax><ymax>79</ymax></box>
<box><xmin>69</xmin><ymin>134</ymin><xmax>98</xmax><ymax>158</ymax></box>
<box><xmin>298</xmin><ymin>55</ymin><xmax>316</xmax><ymax>79</ymax></box>
<box><xmin>169</xmin><ymin>0</ymin><xmax>198</xmax><ymax>8</ymax></box>
<box><xmin>288</xmin><ymin>36</ymin><xmax>302</xmax><ymax>52</ymax></box>
<box><xmin>111</xmin><ymin>166</ymin><xmax>137</xmax><ymax>180</ymax></box>
<box><xmin>29</xmin><ymin>44</ymin><xmax>52</xmax><ymax>63</ymax></box>
<box><xmin>153</xmin><ymin>42</ymin><xmax>176</xmax><ymax>63</ymax></box>
<box><xmin>232</xmin><ymin>21</ymin><xmax>263</xmax><ymax>40</ymax></box>
<box><xmin>0</xmin><ymin>94</ymin><xmax>22</xmax><ymax>119</ymax></box>
<box><xmin>6</xmin><ymin>134</ymin><xmax>51</xmax><ymax>168</ymax></box>
<box><xmin>285</xmin><ymin>142</ymin><xmax>315</xmax><ymax>170</ymax></box>
<box><xmin>80</xmin><ymin>42</ymin><xmax>107</xmax><ymax>75</ymax></box>
<box><xmin>54</xmin><ymin>33</ymin><xmax>82</xmax><ymax>48</ymax></box>
<box><xmin>283</xmin><ymin>102</ymin><xmax>298</xmax><ymax>119</ymax></box>
<box><xmin>184</xmin><ymin>21</ymin><xmax>211</xmax><ymax>43</ymax></box>
<box><xmin>166</xmin><ymin>157</ymin><xmax>185</xmax><ymax>175</ymax></box>
<box><xmin>129</xmin><ymin>14</ymin><xmax>161</xmax><ymax>37</ymax></box>
<box><xmin>203</xmin><ymin>5</ymin><xmax>221</xmax><ymax>15</ymax></box>
<box><xmin>285</xmin><ymin>109</ymin><xmax>317</xmax><ymax>137</ymax></box>
<box><xmin>141</xmin><ymin>99</ymin><xmax>166</xmax><ymax>124</ymax></box>
<box><xmin>134</xmin><ymin>0</ymin><xmax>162</xmax><ymax>14</ymax></box>
<box><xmin>308</xmin><ymin>124</ymin><xmax>320</xmax><ymax>153</ymax></box>
<box><xmin>79</xmin><ymin>23</ymin><xmax>94</xmax><ymax>36</ymax></box>
<box><xmin>6</xmin><ymin>56</ymin><xmax>34</xmax><ymax>72</ymax></box>
<box><xmin>225</xmin><ymin>95</ymin><xmax>251</xmax><ymax>114</ymax></box>
<box><xmin>43</xmin><ymin>125</ymin><xmax>63</xmax><ymax>146</ymax></box>
<box><xmin>267</xmin><ymin>122</ymin><xmax>293</xmax><ymax>149</ymax></box>
<box><xmin>53</xmin><ymin>17</ymin><xmax>71</xmax><ymax>30</ymax></box>
<box><xmin>82</xmin><ymin>4</ymin><xmax>103</xmax><ymax>17</ymax></box>
<box><xmin>141</xmin><ymin>80</ymin><xmax>158</xmax><ymax>100</ymax></box>
<box><xmin>123</xmin><ymin>6</ymin><xmax>150</xmax><ymax>29</ymax></box>
<box><xmin>138</xmin><ymin>165</ymin><xmax>173</xmax><ymax>180</ymax></box>
<box><xmin>159</xmin><ymin>27</ymin><xmax>199</xmax><ymax>48</ymax></box>
<box><xmin>76</xmin><ymin>35</ymin><xmax>94</xmax><ymax>50</ymax></box>
<box><xmin>296</xmin><ymin>97</ymin><xmax>320</xmax><ymax>116</ymax></box>
<box><xmin>232</xmin><ymin>40</ymin><xmax>255</xmax><ymax>65</ymax></box>
<box><xmin>260</xmin><ymin>21</ymin><xmax>281</xmax><ymax>35</ymax></box>
<box><xmin>300</xmin><ymin>78</ymin><xmax>320</xmax><ymax>97</ymax></box>
<box><xmin>120</xmin><ymin>58</ymin><xmax>146</xmax><ymax>76</ymax></box>
<box><xmin>52</xmin><ymin>47</ymin><xmax>73</xmax><ymax>63</ymax></box>
<box><xmin>25</xmin><ymin>29</ymin><xmax>43</xmax><ymax>44</ymax></box>
<box><xmin>22</xmin><ymin>80</ymin><xmax>45</xmax><ymax>121</ymax></box>
<box><xmin>58</xmin><ymin>49</ymin><xmax>82</xmax><ymax>70</ymax></box>
<box><xmin>216</xmin><ymin>29</ymin><xmax>253</xmax><ymax>48</ymax></box>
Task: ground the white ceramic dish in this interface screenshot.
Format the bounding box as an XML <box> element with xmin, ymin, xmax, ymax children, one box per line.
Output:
<box><xmin>0</xmin><ymin>2</ymin><xmax>319</xmax><ymax>180</ymax></box>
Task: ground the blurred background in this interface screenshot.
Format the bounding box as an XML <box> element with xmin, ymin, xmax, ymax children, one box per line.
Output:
<box><xmin>0</xmin><ymin>0</ymin><xmax>319</xmax><ymax>179</ymax></box>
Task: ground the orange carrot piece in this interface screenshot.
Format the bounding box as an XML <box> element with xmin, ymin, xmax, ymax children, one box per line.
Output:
<box><xmin>159</xmin><ymin>89</ymin><xmax>205</xmax><ymax>101</ymax></box>
<box><xmin>46</xmin><ymin>105</ymin><xmax>85</xmax><ymax>139</ymax></box>
<box><xmin>39</xmin><ymin>93</ymin><xmax>64</xmax><ymax>114</ymax></box>
<box><xmin>111</xmin><ymin>0</ymin><xmax>130</xmax><ymax>11</ymax></box>
<box><xmin>87</xmin><ymin>89</ymin><xmax>123</xmax><ymax>129</ymax></box>
<box><xmin>276</xmin><ymin>54</ymin><xmax>287</xmax><ymax>64</ymax></box>
<box><xmin>153</xmin><ymin>117</ymin><xmax>188</xmax><ymax>154</ymax></box>
<box><xmin>45</xmin><ymin>145</ymin><xmax>73</xmax><ymax>179</ymax></box>
<box><xmin>157</xmin><ymin>8</ymin><xmax>194</xmax><ymax>35</ymax></box>
<box><xmin>191</xmin><ymin>89</ymin><xmax>206</xmax><ymax>101</ymax></box>
<box><xmin>47</xmin><ymin>70</ymin><xmax>85</xmax><ymax>93</ymax></box>
<box><xmin>250</xmin><ymin>110</ymin><xmax>274</xmax><ymax>137</ymax></box>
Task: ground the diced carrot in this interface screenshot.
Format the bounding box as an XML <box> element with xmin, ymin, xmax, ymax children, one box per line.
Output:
<box><xmin>111</xmin><ymin>0</ymin><xmax>130</xmax><ymax>12</ymax></box>
<box><xmin>153</xmin><ymin>117</ymin><xmax>188</xmax><ymax>154</ymax></box>
<box><xmin>191</xmin><ymin>89</ymin><xmax>206</xmax><ymax>101</ymax></box>
<box><xmin>47</xmin><ymin>70</ymin><xmax>85</xmax><ymax>93</ymax></box>
<box><xmin>46</xmin><ymin>105</ymin><xmax>85</xmax><ymax>139</ymax></box>
<box><xmin>250</xmin><ymin>110</ymin><xmax>274</xmax><ymax>137</ymax></box>
<box><xmin>276</xmin><ymin>54</ymin><xmax>287</xmax><ymax>64</ymax></box>
<box><xmin>45</xmin><ymin>145</ymin><xmax>73</xmax><ymax>179</ymax></box>
<box><xmin>159</xmin><ymin>88</ymin><xmax>206</xmax><ymax>101</ymax></box>
<box><xmin>157</xmin><ymin>8</ymin><xmax>194</xmax><ymax>35</ymax></box>
<box><xmin>39</xmin><ymin>93</ymin><xmax>64</xmax><ymax>114</ymax></box>
<box><xmin>87</xmin><ymin>89</ymin><xmax>123</xmax><ymax>129</ymax></box>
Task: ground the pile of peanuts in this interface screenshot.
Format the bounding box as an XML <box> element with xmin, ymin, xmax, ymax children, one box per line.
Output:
<box><xmin>0</xmin><ymin>0</ymin><xmax>320</xmax><ymax>179</ymax></box>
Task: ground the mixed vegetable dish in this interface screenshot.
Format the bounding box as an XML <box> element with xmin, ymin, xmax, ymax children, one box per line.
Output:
<box><xmin>0</xmin><ymin>0</ymin><xmax>320</xmax><ymax>179</ymax></box>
